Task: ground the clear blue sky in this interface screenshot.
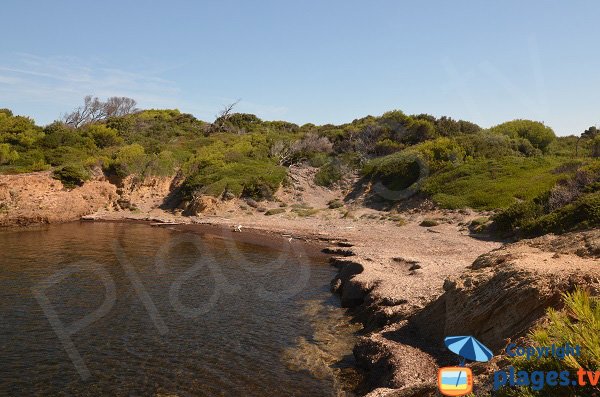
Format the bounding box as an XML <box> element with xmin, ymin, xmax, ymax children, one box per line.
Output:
<box><xmin>1</xmin><ymin>1</ymin><xmax>599</xmax><ymax>135</ymax></box>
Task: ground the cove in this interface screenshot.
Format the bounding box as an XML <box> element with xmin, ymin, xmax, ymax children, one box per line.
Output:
<box><xmin>0</xmin><ymin>222</ymin><xmax>360</xmax><ymax>396</ymax></box>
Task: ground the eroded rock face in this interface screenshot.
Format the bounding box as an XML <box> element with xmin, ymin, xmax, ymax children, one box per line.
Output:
<box><xmin>0</xmin><ymin>172</ymin><xmax>184</xmax><ymax>226</ymax></box>
<box><xmin>185</xmin><ymin>194</ymin><xmax>218</xmax><ymax>215</ymax></box>
<box><xmin>413</xmin><ymin>230</ymin><xmax>600</xmax><ymax>352</ymax></box>
<box><xmin>335</xmin><ymin>230</ymin><xmax>599</xmax><ymax>396</ymax></box>
<box><xmin>114</xmin><ymin>174</ymin><xmax>179</xmax><ymax>212</ymax></box>
<box><xmin>355</xmin><ymin>333</ymin><xmax>438</xmax><ymax>391</ymax></box>
<box><xmin>0</xmin><ymin>171</ymin><xmax>118</xmax><ymax>226</ymax></box>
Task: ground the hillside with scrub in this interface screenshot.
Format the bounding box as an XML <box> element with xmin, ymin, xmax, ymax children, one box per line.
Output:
<box><xmin>1</xmin><ymin>97</ymin><xmax>599</xmax><ymax>397</ymax></box>
<box><xmin>1</xmin><ymin>96</ymin><xmax>598</xmax><ymax>237</ymax></box>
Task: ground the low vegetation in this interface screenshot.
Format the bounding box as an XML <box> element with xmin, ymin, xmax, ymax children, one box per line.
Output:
<box><xmin>492</xmin><ymin>161</ymin><xmax>600</xmax><ymax>237</ymax></box>
<box><xmin>264</xmin><ymin>208</ymin><xmax>286</xmax><ymax>216</ymax></box>
<box><xmin>498</xmin><ymin>289</ymin><xmax>600</xmax><ymax>396</ymax></box>
<box><xmin>1</xmin><ymin>97</ymin><xmax>598</xmax><ymax>237</ymax></box>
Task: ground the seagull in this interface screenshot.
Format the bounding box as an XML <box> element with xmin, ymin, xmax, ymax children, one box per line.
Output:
<box><xmin>234</xmin><ymin>224</ymin><xmax>242</xmax><ymax>232</ymax></box>
<box><xmin>288</xmin><ymin>237</ymin><xmax>293</xmax><ymax>243</ymax></box>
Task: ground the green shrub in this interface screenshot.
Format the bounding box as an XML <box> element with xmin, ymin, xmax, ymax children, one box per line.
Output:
<box><xmin>181</xmin><ymin>159</ymin><xmax>286</xmax><ymax>200</ymax></box>
<box><xmin>293</xmin><ymin>208</ymin><xmax>320</xmax><ymax>217</ymax></box>
<box><xmin>363</xmin><ymin>151</ymin><xmax>424</xmax><ymax>192</ymax></box>
<box><xmin>412</xmin><ymin>137</ymin><xmax>465</xmax><ymax>172</ymax></box>
<box><xmin>374</xmin><ymin>138</ymin><xmax>404</xmax><ymax>156</ymax></box>
<box><xmin>424</xmin><ymin>157</ymin><xmax>572</xmax><ymax>210</ymax></box>
<box><xmin>315</xmin><ymin>160</ymin><xmax>344</xmax><ymax>187</ymax></box>
<box><xmin>110</xmin><ymin>144</ymin><xmax>147</xmax><ymax>177</ymax></box>
<box><xmin>420</xmin><ymin>218</ymin><xmax>439</xmax><ymax>227</ymax></box>
<box><xmin>404</xmin><ymin>118</ymin><xmax>438</xmax><ymax>144</ymax></box>
<box><xmin>52</xmin><ymin>164</ymin><xmax>90</xmax><ymax>188</ymax></box>
<box><xmin>85</xmin><ymin>124</ymin><xmax>123</xmax><ymax>148</ymax></box>
<box><xmin>41</xmin><ymin>122</ymin><xmax>91</xmax><ymax>149</ymax></box>
<box><xmin>489</xmin><ymin>120</ymin><xmax>556</xmax><ymax>152</ymax></box>
<box><xmin>327</xmin><ymin>199</ymin><xmax>344</xmax><ymax>209</ymax></box>
<box><xmin>456</xmin><ymin>133</ymin><xmax>518</xmax><ymax>159</ymax></box>
<box><xmin>0</xmin><ymin>112</ymin><xmax>44</xmax><ymax>147</ymax></box>
<box><xmin>497</xmin><ymin>289</ymin><xmax>600</xmax><ymax>396</ymax></box>
<box><xmin>145</xmin><ymin>150</ymin><xmax>177</xmax><ymax>177</ymax></box>
<box><xmin>265</xmin><ymin>208</ymin><xmax>286</xmax><ymax>215</ymax></box>
<box><xmin>492</xmin><ymin>160</ymin><xmax>600</xmax><ymax>236</ymax></box>
<box><xmin>0</xmin><ymin>143</ymin><xmax>19</xmax><ymax>165</ymax></box>
<box><xmin>522</xmin><ymin>191</ymin><xmax>600</xmax><ymax>236</ymax></box>
<box><xmin>308</xmin><ymin>152</ymin><xmax>329</xmax><ymax>167</ymax></box>
<box><xmin>44</xmin><ymin>146</ymin><xmax>92</xmax><ymax>167</ymax></box>
<box><xmin>546</xmin><ymin>136</ymin><xmax>581</xmax><ymax>157</ymax></box>
<box><xmin>469</xmin><ymin>217</ymin><xmax>490</xmax><ymax>233</ymax></box>
<box><xmin>492</xmin><ymin>200</ymin><xmax>545</xmax><ymax>234</ymax></box>
<box><xmin>471</xmin><ymin>217</ymin><xmax>489</xmax><ymax>226</ymax></box>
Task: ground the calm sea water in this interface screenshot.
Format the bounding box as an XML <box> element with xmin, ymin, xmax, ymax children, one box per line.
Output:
<box><xmin>0</xmin><ymin>222</ymin><xmax>359</xmax><ymax>396</ymax></box>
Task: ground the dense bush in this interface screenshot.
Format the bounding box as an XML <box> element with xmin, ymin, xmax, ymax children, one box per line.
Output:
<box><xmin>364</xmin><ymin>138</ymin><xmax>465</xmax><ymax>196</ymax></box>
<box><xmin>52</xmin><ymin>164</ymin><xmax>90</xmax><ymax>188</ymax></box>
<box><xmin>144</xmin><ymin>150</ymin><xmax>176</xmax><ymax>177</ymax></box>
<box><xmin>521</xmin><ymin>191</ymin><xmax>600</xmax><ymax>235</ymax></box>
<box><xmin>489</xmin><ymin>120</ymin><xmax>556</xmax><ymax>152</ymax></box>
<box><xmin>84</xmin><ymin>124</ymin><xmax>123</xmax><ymax>148</ymax></box>
<box><xmin>491</xmin><ymin>199</ymin><xmax>545</xmax><ymax>233</ymax></box>
<box><xmin>0</xmin><ymin>111</ymin><xmax>44</xmax><ymax>148</ymax></box>
<box><xmin>424</xmin><ymin>157</ymin><xmax>572</xmax><ymax>210</ymax></box>
<box><xmin>492</xmin><ymin>161</ymin><xmax>600</xmax><ymax>235</ymax></box>
<box><xmin>1</xmin><ymin>102</ymin><xmax>597</xmax><ymax>242</ymax></box>
<box><xmin>0</xmin><ymin>143</ymin><xmax>19</xmax><ymax>165</ymax></box>
<box><xmin>181</xmin><ymin>159</ymin><xmax>286</xmax><ymax>200</ymax></box>
<box><xmin>314</xmin><ymin>159</ymin><xmax>345</xmax><ymax>187</ymax></box>
<box><xmin>404</xmin><ymin>118</ymin><xmax>438</xmax><ymax>144</ymax></box>
<box><xmin>270</xmin><ymin>133</ymin><xmax>332</xmax><ymax>166</ymax></box>
<box><xmin>44</xmin><ymin>146</ymin><xmax>92</xmax><ymax>167</ymax></box>
<box><xmin>364</xmin><ymin>151</ymin><xmax>424</xmax><ymax>192</ymax></box>
<box><xmin>215</xmin><ymin>113</ymin><xmax>263</xmax><ymax>134</ymax></box>
<box><xmin>109</xmin><ymin>144</ymin><xmax>147</xmax><ymax>177</ymax></box>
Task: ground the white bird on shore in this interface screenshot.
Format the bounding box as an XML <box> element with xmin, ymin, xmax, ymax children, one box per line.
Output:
<box><xmin>288</xmin><ymin>237</ymin><xmax>293</xmax><ymax>242</ymax></box>
<box><xmin>234</xmin><ymin>224</ymin><xmax>242</xmax><ymax>232</ymax></box>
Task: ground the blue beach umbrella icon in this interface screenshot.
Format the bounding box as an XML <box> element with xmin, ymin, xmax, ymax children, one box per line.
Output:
<box><xmin>444</xmin><ymin>336</ymin><xmax>493</xmax><ymax>365</ymax></box>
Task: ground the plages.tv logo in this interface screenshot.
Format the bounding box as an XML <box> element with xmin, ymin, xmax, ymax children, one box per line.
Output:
<box><xmin>438</xmin><ymin>335</ymin><xmax>493</xmax><ymax>396</ymax></box>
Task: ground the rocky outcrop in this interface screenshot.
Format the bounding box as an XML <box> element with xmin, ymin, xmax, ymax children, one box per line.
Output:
<box><xmin>113</xmin><ymin>174</ymin><xmax>179</xmax><ymax>212</ymax></box>
<box><xmin>0</xmin><ymin>171</ymin><xmax>181</xmax><ymax>226</ymax></box>
<box><xmin>0</xmin><ymin>171</ymin><xmax>117</xmax><ymax>226</ymax></box>
<box><xmin>329</xmin><ymin>258</ymin><xmax>367</xmax><ymax>308</ymax></box>
<box><xmin>330</xmin><ymin>229</ymin><xmax>599</xmax><ymax>396</ymax></box>
<box><xmin>185</xmin><ymin>194</ymin><xmax>218</xmax><ymax>215</ymax></box>
<box><xmin>412</xmin><ymin>229</ymin><xmax>600</xmax><ymax>351</ymax></box>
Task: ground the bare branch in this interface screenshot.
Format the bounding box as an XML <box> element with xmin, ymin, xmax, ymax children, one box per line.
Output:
<box><xmin>216</xmin><ymin>99</ymin><xmax>241</xmax><ymax>121</ymax></box>
<box><xmin>210</xmin><ymin>99</ymin><xmax>241</xmax><ymax>133</ymax></box>
<box><xmin>62</xmin><ymin>96</ymin><xmax>139</xmax><ymax>128</ymax></box>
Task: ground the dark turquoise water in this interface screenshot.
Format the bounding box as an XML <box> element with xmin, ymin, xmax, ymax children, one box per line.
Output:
<box><xmin>0</xmin><ymin>222</ymin><xmax>359</xmax><ymax>396</ymax></box>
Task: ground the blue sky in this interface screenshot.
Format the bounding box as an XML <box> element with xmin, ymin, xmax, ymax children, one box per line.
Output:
<box><xmin>1</xmin><ymin>1</ymin><xmax>599</xmax><ymax>135</ymax></box>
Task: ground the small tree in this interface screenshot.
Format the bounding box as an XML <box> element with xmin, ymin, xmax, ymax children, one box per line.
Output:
<box><xmin>84</xmin><ymin>125</ymin><xmax>123</xmax><ymax>148</ymax></box>
<box><xmin>210</xmin><ymin>99</ymin><xmax>241</xmax><ymax>133</ymax></box>
<box><xmin>63</xmin><ymin>96</ymin><xmax>138</xmax><ymax>128</ymax></box>
<box><xmin>576</xmin><ymin>126</ymin><xmax>599</xmax><ymax>157</ymax></box>
<box><xmin>592</xmin><ymin>135</ymin><xmax>600</xmax><ymax>158</ymax></box>
<box><xmin>0</xmin><ymin>143</ymin><xmax>19</xmax><ymax>165</ymax></box>
<box><xmin>270</xmin><ymin>134</ymin><xmax>333</xmax><ymax>166</ymax></box>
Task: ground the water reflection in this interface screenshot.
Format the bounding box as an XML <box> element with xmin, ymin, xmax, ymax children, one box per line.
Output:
<box><xmin>0</xmin><ymin>222</ymin><xmax>359</xmax><ymax>396</ymax></box>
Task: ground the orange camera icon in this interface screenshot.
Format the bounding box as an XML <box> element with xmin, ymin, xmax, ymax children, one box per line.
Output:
<box><xmin>438</xmin><ymin>366</ymin><xmax>473</xmax><ymax>396</ymax></box>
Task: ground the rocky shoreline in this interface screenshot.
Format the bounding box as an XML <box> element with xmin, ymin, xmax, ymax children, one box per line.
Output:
<box><xmin>2</xmin><ymin>170</ymin><xmax>599</xmax><ymax>396</ymax></box>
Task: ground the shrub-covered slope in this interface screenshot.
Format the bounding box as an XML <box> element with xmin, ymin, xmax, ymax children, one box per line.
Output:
<box><xmin>1</xmin><ymin>104</ymin><xmax>598</xmax><ymax>236</ymax></box>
